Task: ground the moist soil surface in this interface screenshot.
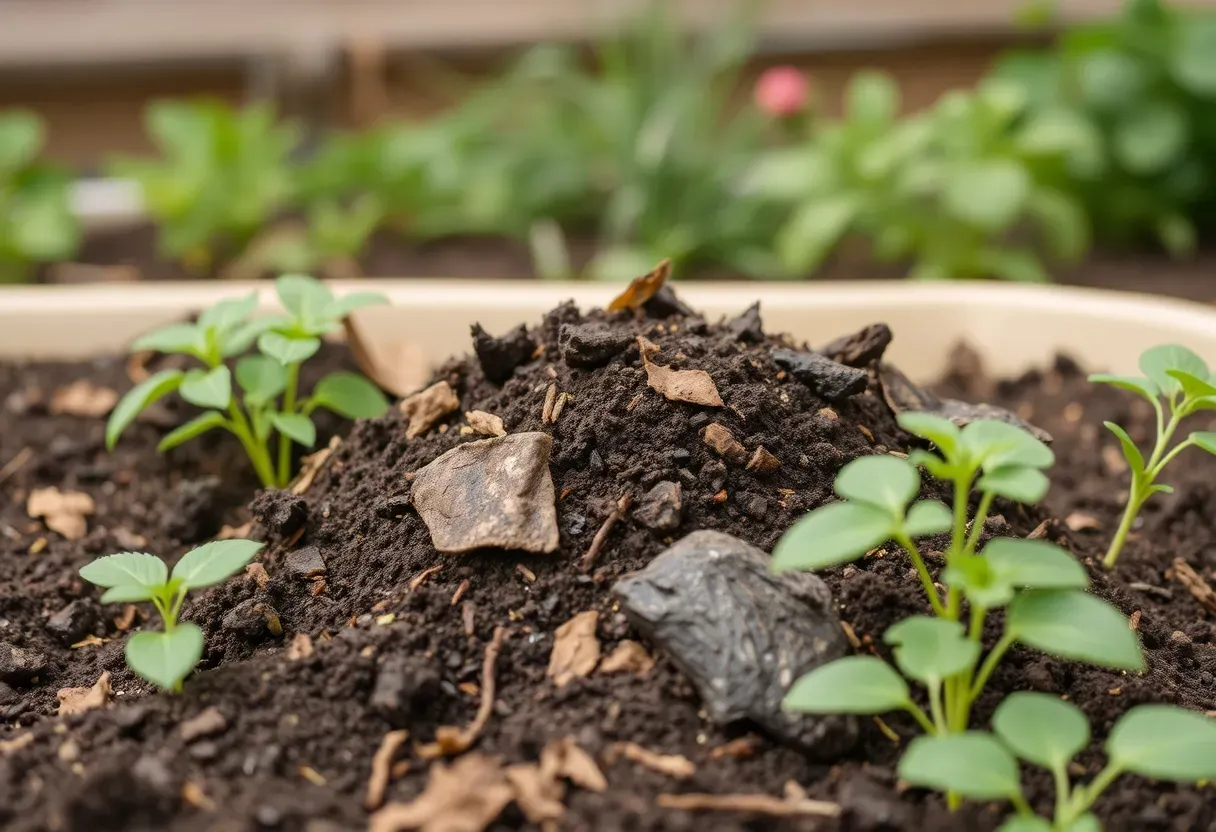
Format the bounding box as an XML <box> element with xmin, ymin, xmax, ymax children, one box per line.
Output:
<box><xmin>1</xmin><ymin>291</ymin><xmax>1215</xmax><ymax>832</ymax></box>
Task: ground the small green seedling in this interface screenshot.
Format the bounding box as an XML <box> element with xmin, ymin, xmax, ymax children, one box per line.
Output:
<box><xmin>1090</xmin><ymin>344</ymin><xmax>1216</xmax><ymax>567</ymax></box>
<box><xmin>107</xmin><ymin>274</ymin><xmax>391</xmax><ymax>488</ymax></box>
<box><xmin>79</xmin><ymin>540</ymin><xmax>263</xmax><ymax>691</ymax></box>
<box><xmin>899</xmin><ymin>693</ymin><xmax>1216</xmax><ymax>831</ymax></box>
<box><xmin>773</xmin><ymin>415</ymin><xmax>1141</xmax><ymax>747</ymax></box>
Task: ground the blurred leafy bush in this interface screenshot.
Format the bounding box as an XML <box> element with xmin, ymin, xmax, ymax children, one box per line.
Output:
<box><xmin>0</xmin><ymin>111</ymin><xmax>79</xmax><ymax>282</ymax></box>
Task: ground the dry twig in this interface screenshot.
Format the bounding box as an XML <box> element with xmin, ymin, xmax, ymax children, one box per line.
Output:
<box><xmin>416</xmin><ymin>627</ymin><xmax>507</xmax><ymax>759</ymax></box>
<box><xmin>657</xmin><ymin>792</ymin><xmax>840</xmax><ymax>818</ymax></box>
<box><xmin>365</xmin><ymin>730</ymin><xmax>410</xmax><ymax>810</ymax></box>
<box><xmin>1171</xmin><ymin>557</ymin><xmax>1216</xmax><ymax>615</ymax></box>
<box><xmin>580</xmin><ymin>493</ymin><xmax>633</xmax><ymax>570</ymax></box>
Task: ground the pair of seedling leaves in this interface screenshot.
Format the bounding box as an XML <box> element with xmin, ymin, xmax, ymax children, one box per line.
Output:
<box><xmin>105</xmin><ymin>274</ymin><xmax>390</xmax><ymax>487</ymax></box>
<box><xmin>78</xmin><ymin>540</ymin><xmax>263</xmax><ymax>691</ymax></box>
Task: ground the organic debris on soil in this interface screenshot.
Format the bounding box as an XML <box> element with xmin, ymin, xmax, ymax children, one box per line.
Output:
<box><xmin>0</xmin><ymin>292</ymin><xmax>1215</xmax><ymax>832</ymax></box>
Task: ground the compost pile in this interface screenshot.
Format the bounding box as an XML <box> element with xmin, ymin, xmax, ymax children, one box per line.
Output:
<box><xmin>1</xmin><ymin>281</ymin><xmax>1214</xmax><ymax>832</ymax></box>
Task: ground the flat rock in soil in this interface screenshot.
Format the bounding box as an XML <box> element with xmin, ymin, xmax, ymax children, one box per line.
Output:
<box><xmin>250</xmin><ymin>490</ymin><xmax>307</xmax><ymax>537</ymax></box>
<box><xmin>284</xmin><ymin>546</ymin><xmax>326</xmax><ymax>579</ymax></box>
<box><xmin>725</xmin><ymin>302</ymin><xmax>764</xmax><ymax>343</ymax></box>
<box><xmin>163</xmin><ymin>476</ymin><xmax>223</xmax><ymax>543</ymax></box>
<box><xmin>632</xmin><ymin>481</ymin><xmax>682</xmax><ymax>534</ymax></box>
<box><xmin>772</xmin><ymin>348</ymin><xmax>869</xmax><ymax>402</ymax></box>
<box><xmin>370</xmin><ymin>654</ymin><xmax>442</xmax><ymax>729</ymax></box>
<box><xmin>45</xmin><ymin>600</ymin><xmax>99</xmax><ymax>646</ymax></box>
<box><xmin>471</xmin><ymin>323</ymin><xmax>535</xmax><ymax>383</ymax></box>
<box><xmin>0</xmin><ymin>644</ymin><xmax>48</xmax><ymax>685</ymax></box>
<box><xmin>818</xmin><ymin>323</ymin><xmax>893</xmax><ymax>367</ymax></box>
<box><xmin>558</xmin><ymin>323</ymin><xmax>632</xmax><ymax>369</ymax></box>
<box><xmin>411</xmin><ymin>432</ymin><xmax>560</xmax><ymax>555</ymax></box>
<box><xmin>613</xmin><ymin>530</ymin><xmax>857</xmax><ymax>758</ymax></box>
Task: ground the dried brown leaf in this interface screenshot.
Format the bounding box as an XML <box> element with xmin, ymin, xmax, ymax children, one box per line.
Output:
<box><xmin>746</xmin><ymin>446</ymin><xmax>781</xmax><ymax>474</ymax></box>
<box><xmin>610</xmin><ymin>741</ymin><xmax>695</xmax><ymax>779</ymax></box>
<box><xmin>1065</xmin><ymin>512</ymin><xmax>1103</xmax><ymax>532</ymax></box>
<box><xmin>541</xmin><ymin>737</ymin><xmax>607</xmax><ymax>793</ymax></box>
<box><xmin>548</xmin><ymin>611</ymin><xmax>600</xmax><ymax>688</ymax></box>
<box><xmin>365</xmin><ymin>729</ymin><xmax>410</xmax><ymax>810</ymax></box>
<box><xmin>344</xmin><ymin>316</ymin><xmax>430</xmax><ymax>398</ymax></box>
<box><xmin>49</xmin><ymin>380</ymin><xmax>118</xmax><ymax>417</ymax></box>
<box><xmin>245</xmin><ymin>562</ymin><xmax>270</xmax><ymax>589</ymax></box>
<box><xmin>505</xmin><ymin>763</ymin><xmax>565</xmax><ymax>824</ymax></box>
<box><xmin>400</xmin><ymin>381</ymin><xmax>460</xmax><ymax>439</ymax></box>
<box><xmin>57</xmin><ymin>671</ymin><xmax>111</xmax><ymax>716</ymax></box>
<box><xmin>287</xmin><ymin>633</ymin><xmax>314</xmax><ymax>660</ymax></box>
<box><xmin>27</xmin><ymin>487</ymin><xmax>95</xmax><ymax>540</ymax></box>
<box><xmin>598</xmin><ymin>640</ymin><xmax>655</xmax><ymax>679</ymax></box>
<box><xmin>219</xmin><ymin>521</ymin><xmax>255</xmax><ymax>540</ymax></box>
<box><xmin>656</xmin><ymin>791</ymin><xmax>839</xmax><ymax>818</ymax></box>
<box><xmin>369</xmin><ymin>753</ymin><xmax>514</xmax><ymax>832</ymax></box>
<box><xmin>637</xmin><ymin>337</ymin><xmax>723</xmax><ymax>407</ymax></box>
<box><xmin>181</xmin><ymin>781</ymin><xmax>217</xmax><ymax>811</ymax></box>
<box><xmin>607</xmin><ymin>258</ymin><xmax>671</xmax><ymax>312</ymax></box>
<box><xmin>702</xmin><ymin>423</ymin><xmax>747</xmax><ymax>465</ymax></box>
<box><xmin>290</xmin><ymin>436</ymin><xmax>340</xmax><ymax>496</ymax></box>
<box><xmin>114</xmin><ymin>604</ymin><xmax>138</xmax><ymax>631</ymax></box>
<box><xmin>466</xmin><ymin>410</ymin><xmax>506</xmax><ymax>437</ymax></box>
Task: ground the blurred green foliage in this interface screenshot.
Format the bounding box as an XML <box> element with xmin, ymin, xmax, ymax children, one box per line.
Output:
<box><xmin>0</xmin><ymin>111</ymin><xmax>79</xmax><ymax>282</ymax></box>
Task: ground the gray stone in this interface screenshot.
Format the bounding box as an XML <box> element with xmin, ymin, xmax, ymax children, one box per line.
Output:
<box><xmin>772</xmin><ymin>348</ymin><xmax>868</xmax><ymax>401</ymax></box>
<box><xmin>559</xmin><ymin>324</ymin><xmax>632</xmax><ymax>369</ymax></box>
<box><xmin>46</xmin><ymin>599</ymin><xmax>99</xmax><ymax>645</ymax></box>
<box><xmin>284</xmin><ymin>546</ymin><xmax>326</xmax><ymax>579</ymax></box>
<box><xmin>726</xmin><ymin>302</ymin><xmax>764</xmax><ymax>343</ymax></box>
<box><xmin>817</xmin><ymin>323</ymin><xmax>893</xmax><ymax>367</ymax></box>
<box><xmin>412</xmin><ymin>432</ymin><xmax>560</xmax><ymax>554</ymax></box>
<box><xmin>472</xmin><ymin>323</ymin><xmax>534</xmax><ymax>384</ymax></box>
<box><xmin>164</xmin><ymin>476</ymin><xmax>223</xmax><ymax>543</ymax></box>
<box><xmin>613</xmin><ymin>530</ymin><xmax>856</xmax><ymax>758</ymax></box>
<box><xmin>0</xmin><ymin>644</ymin><xmax>48</xmax><ymax>685</ymax></box>
<box><xmin>633</xmin><ymin>481</ymin><xmax>682</xmax><ymax>533</ymax></box>
<box><xmin>251</xmin><ymin>491</ymin><xmax>308</xmax><ymax>536</ymax></box>
<box><xmin>371</xmin><ymin>654</ymin><xmax>441</xmax><ymax>728</ymax></box>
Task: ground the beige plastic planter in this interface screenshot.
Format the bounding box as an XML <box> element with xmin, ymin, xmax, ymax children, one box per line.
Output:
<box><xmin>1</xmin><ymin>281</ymin><xmax>1214</xmax><ymax>381</ymax></box>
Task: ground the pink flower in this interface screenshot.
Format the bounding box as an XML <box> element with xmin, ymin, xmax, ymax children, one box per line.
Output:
<box><xmin>754</xmin><ymin>66</ymin><xmax>810</xmax><ymax>117</ymax></box>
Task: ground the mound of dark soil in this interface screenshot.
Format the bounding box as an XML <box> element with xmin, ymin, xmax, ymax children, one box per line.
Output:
<box><xmin>1</xmin><ymin>292</ymin><xmax>1214</xmax><ymax>832</ymax></box>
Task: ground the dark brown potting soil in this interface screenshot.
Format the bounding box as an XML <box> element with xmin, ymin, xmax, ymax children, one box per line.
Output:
<box><xmin>1</xmin><ymin>292</ymin><xmax>1214</xmax><ymax>832</ymax></box>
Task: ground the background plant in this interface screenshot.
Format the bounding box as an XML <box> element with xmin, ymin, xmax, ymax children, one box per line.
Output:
<box><xmin>78</xmin><ymin>540</ymin><xmax>263</xmax><ymax>691</ymax></box>
<box><xmin>105</xmin><ymin>274</ymin><xmax>390</xmax><ymax>487</ymax></box>
<box><xmin>111</xmin><ymin>100</ymin><xmax>301</xmax><ymax>269</ymax></box>
<box><xmin>1090</xmin><ymin>343</ymin><xmax>1216</xmax><ymax>566</ymax></box>
<box><xmin>772</xmin><ymin>416</ymin><xmax>1142</xmax><ymax>743</ymax></box>
<box><xmin>899</xmin><ymin>693</ymin><xmax>1216</xmax><ymax>830</ymax></box>
<box><xmin>0</xmin><ymin>110</ymin><xmax>80</xmax><ymax>283</ymax></box>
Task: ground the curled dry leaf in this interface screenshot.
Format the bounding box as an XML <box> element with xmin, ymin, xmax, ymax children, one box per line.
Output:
<box><xmin>245</xmin><ymin>562</ymin><xmax>270</xmax><ymax>589</ymax></box>
<box><xmin>548</xmin><ymin>611</ymin><xmax>600</xmax><ymax>688</ymax></box>
<box><xmin>598</xmin><ymin>640</ymin><xmax>655</xmax><ymax>678</ymax></box>
<box><xmin>345</xmin><ymin>316</ymin><xmax>430</xmax><ymax>398</ymax></box>
<box><xmin>608</xmin><ymin>258</ymin><xmax>671</xmax><ymax>312</ymax></box>
<box><xmin>505</xmin><ymin>764</ymin><xmax>565</xmax><ymax>825</ymax></box>
<box><xmin>291</xmin><ymin>436</ymin><xmax>340</xmax><ymax>496</ymax></box>
<box><xmin>542</xmin><ymin>737</ymin><xmax>608</xmax><ymax>793</ymax></box>
<box><xmin>369</xmin><ymin>753</ymin><xmax>514</xmax><ymax>832</ymax></box>
<box><xmin>49</xmin><ymin>380</ymin><xmax>118</xmax><ymax>417</ymax></box>
<box><xmin>57</xmin><ymin>671</ymin><xmax>111</xmax><ymax>716</ymax></box>
<box><xmin>465</xmin><ymin>410</ymin><xmax>506</xmax><ymax>437</ymax></box>
<box><xmin>637</xmin><ymin>337</ymin><xmax>723</xmax><ymax>407</ymax></box>
<box><xmin>27</xmin><ymin>487</ymin><xmax>95</xmax><ymax>541</ymax></box>
<box><xmin>609</xmin><ymin>741</ymin><xmax>695</xmax><ymax>780</ymax></box>
<box><xmin>114</xmin><ymin>604</ymin><xmax>138</xmax><ymax>631</ymax></box>
<box><xmin>1065</xmin><ymin>512</ymin><xmax>1103</xmax><ymax>532</ymax></box>
<box><xmin>400</xmin><ymin>381</ymin><xmax>460</xmax><ymax>439</ymax></box>
<box><xmin>365</xmin><ymin>730</ymin><xmax>410</xmax><ymax>811</ymax></box>
<box><xmin>287</xmin><ymin>632</ymin><xmax>315</xmax><ymax>660</ymax></box>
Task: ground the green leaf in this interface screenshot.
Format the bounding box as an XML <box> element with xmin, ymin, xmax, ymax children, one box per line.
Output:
<box><xmin>772</xmin><ymin>502</ymin><xmax>895</xmax><ymax>572</ymax></box>
<box><xmin>1077</xmin><ymin>50</ymin><xmax>1146</xmax><ymax>112</ymax></box>
<box><xmin>1113</xmin><ymin>103</ymin><xmax>1188</xmax><ymax>174</ymax></box>
<box><xmin>235</xmin><ymin>355</ymin><xmax>288</xmax><ymax>405</ymax></box>
<box><xmin>904</xmin><ymin>501</ymin><xmax>952</xmax><ymax>537</ymax></box>
<box><xmin>1063</xmin><ymin>815</ymin><xmax>1101</xmax><ymax>832</ymax></box>
<box><xmin>847</xmin><ymin>72</ymin><xmax>899</xmax><ymax>125</ymax></box>
<box><xmin>125</xmin><ymin>623</ymin><xmax>205</xmax><ymax>691</ymax></box>
<box><xmin>198</xmin><ymin>293</ymin><xmax>257</xmax><ymax>333</ymax></box>
<box><xmin>171</xmin><ymin>539</ymin><xmax>264</xmax><ymax>590</ymax></box>
<box><xmin>221</xmin><ymin>315</ymin><xmax>290</xmax><ymax>357</ymax></box>
<box><xmin>80</xmin><ymin>551</ymin><xmax>167</xmax><ymax>590</ymax></box>
<box><xmin>1172</xmin><ymin>18</ymin><xmax>1216</xmax><ymax>96</ymax></box>
<box><xmin>1107</xmin><ymin>705</ymin><xmax>1216</xmax><ymax>781</ymax></box>
<box><xmin>883</xmin><ymin>616</ymin><xmax>980</xmax><ymax>685</ymax></box>
<box><xmin>783</xmin><ymin>656</ymin><xmax>911</xmax><ymax>714</ymax></box>
<box><xmin>943</xmin><ymin>161</ymin><xmax>1031</xmax><ymax>232</ymax></box>
<box><xmin>1027</xmin><ymin>188</ymin><xmax>1090</xmax><ymax>261</ymax></box>
<box><xmin>1104</xmin><ymin>422</ymin><xmax>1145</xmax><ymax>473</ymax></box>
<box><xmin>99</xmin><ymin>584</ymin><xmax>160</xmax><ymax>604</ymax></box>
<box><xmin>323</xmin><ymin>292</ymin><xmax>389</xmax><ymax>321</ymax></box>
<box><xmin>776</xmin><ymin>196</ymin><xmax>858</xmax><ymax>274</ymax></box>
<box><xmin>997</xmin><ymin>815</ymin><xmax>1054</xmax><ymax>832</ymax></box>
<box><xmin>271</xmin><ymin>412</ymin><xmax>316</xmax><ymax>447</ymax></box>
<box><xmin>1007</xmin><ymin>590</ymin><xmax>1144</xmax><ymax>671</ymax></box>
<box><xmin>980</xmin><ymin>249</ymin><xmax>1049</xmax><ymax>284</ymax></box>
<box><xmin>275</xmin><ymin>274</ymin><xmax>333</xmax><ymax>325</ymax></box>
<box><xmin>1193</xmin><ymin>432</ymin><xmax>1216</xmax><ymax>454</ymax></box>
<box><xmin>309</xmin><ymin>372</ymin><xmax>389</xmax><ymax>419</ymax></box>
<box><xmin>106</xmin><ymin>369</ymin><xmax>185</xmax><ymax>450</ymax></box>
<box><xmin>259</xmin><ymin>332</ymin><xmax>321</xmax><ymax>365</ymax></box>
<box><xmin>977</xmin><ymin>466</ymin><xmax>1050</xmax><ymax>503</ymax></box>
<box><xmin>179</xmin><ymin>366</ymin><xmax>232</xmax><ymax>410</ymax></box>
<box><xmin>983</xmin><ymin>538</ymin><xmax>1089</xmax><ymax>592</ymax></box>
<box><xmin>1168</xmin><ymin>369</ymin><xmax>1216</xmax><ymax>401</ymax></box>
<box><xmin>1140</xmin><ymin>345</ymin><xmax>1209</xmax><ymax>399</ymax></box>
<box><xmin>1088</xmin><ymin>374</ymin><xmax>1159</xmax><ymax>405</ymax></box>
<box><xmin>0</xmin><ymin>111</ymin><xmax>42</xmax><ymax>171</ymax></box>
<box><xmin>909</xmin><ymin>449</ymin><xmax>954</xmax><ymax>481</ymax></box>
<box><xmin>897</xmin><ymin>412</ymin><xmax>961</xmax><ymax>455</ymax></box>
<box><xmin>961</xmin><ymin>420</ymin><xmax>1054</xmax><ymax>471</ymax></box>
<box><xmin>157</xmin><ymin>410</ymin><xmax>227</xmax><ymax>452</ymax></box>
<box><xmin>834</xmin><ymin>455</ymin><xmax>919</xmax><ymax>515</ymax></box>
<box><xmin>898</xmin><ymin>733</ymin><xmax>1024</xmax><ymax>801</ymax></box>
<box><xmin>993</xmin><ymin>692</ymin><xmax>1089</xmax><ymax>770</ymax></box>
<box><xmin>132</xmin><ymin>322</ymin><xmax>205</xmax><ymax>357</ymax></box>
<box><xmin>943</xmin><ymin>555</ymin><xmax>1015</xmax><ymax>608</ymax></box>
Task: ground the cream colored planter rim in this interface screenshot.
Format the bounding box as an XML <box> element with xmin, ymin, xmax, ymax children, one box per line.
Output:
<box><xmin>2</xmin><ymin>280</ymin><xmax>1214</xmax><ymax>382</ymax></box>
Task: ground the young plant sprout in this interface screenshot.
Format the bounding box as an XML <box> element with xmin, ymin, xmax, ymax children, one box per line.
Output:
<box><xmin>1089</xmin><ymin>344</ymin><xmax>1216</xmax><ymax>567</ymax></box>
<box><xmin>899</xmin><ymin>693</ymin><xmax>1216</xmax><ymax>831</ymax></box>
<box><xmin>106</xmin><ymin>274</ymin><xmax>391</xmax><ymax>488</ymax></box>
<box><xmin>772</xmin><ymin>415</ymin><xmax>1142</xmax><ymax>744</ymax></box>
<box><xmin>78</xmin><ymin>540</ymin><xmax>263</xmax><ymax>691</ymax></box>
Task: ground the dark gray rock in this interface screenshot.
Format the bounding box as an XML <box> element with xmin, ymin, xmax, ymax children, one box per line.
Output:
<box><xmin>284</xmin><ymin>546</ymin><xmax>326</xmax><ymax>579</ymax></box>
<box><xmin>472</xmin><ymin>323</ymin><xmax>534</xmax><ymax>384</ymax></box>
<box><xmin>772</xmin><ymin>348</ymin><xmax>868</xmax><ymax>402</ymax></box>
<box><xmin>46</xmin><ymin>599</ymin><xmax>99</xmax><ymax>645</ymax></box>
<box><xmin>633</xmin><ymin>481</ymin><xmax>682</xmax><ymax>533</ymax></box>
<box><xmin>726</xmin><ymin>302</ymin><xmax>764</xmax><ymax>343</ymax></box>
<box><xmin>251</xmin><ymin>491</ymin><xmax>308</xmax><ymax>537</ymax></box>
<box><xmin>643</xmin><ymin>284</ymin><xmax>696</xmax><ymax>318</ymax></box>
<box><xmin>818</xmin><ymin>323</ymin><xmax>893</xmax><ymax>367</ymax></box>
<box><xmin>559</xmin><ymin>324</ymin><xmax>632</xmax><ymax>369</ymax></box>
<box><xmin>700</xmin><ymin>459</ymin><xmax>727</xmax><ymax>491</ymax></box>
<box><xmin>411</xmin><ymin>432</ymin><xmax>559</xmax><ymax>554</ymax></box>
<box><xmin>164</xmin><ymin>476</ymin><xmax>223</xmax><ymax>543</ymax></box>
<box><xmin>221</xmin><ymin>599</ymin><xmax>277</xmax><ymax>637</ymax></box>
<box><xmin>613</xmin><ymin>530</ymin><xmax>856</xmax><ymax>758</ymax></box>
<box><xmin>0</xmin><ymin>644</ymin><xmax>48</xmax><ymax>685</ymax></box>
<box><xmin>371</xmin><ymin>654</ymin><xmax>442</xmax><ymax>728</ymax></box>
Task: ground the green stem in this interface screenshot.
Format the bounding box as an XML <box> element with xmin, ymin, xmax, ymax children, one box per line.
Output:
<box><xmin>928</xmin><ymin>681</ymin><xmax>948</xmax><ymax>734</ymax></box>
<box><xmin>905</xmin><ymin>702</ymin><xmax>938</xmax><ymax>735</ymax></box>
<box><xmin>227</xmin><ymin>402</ymin><xmax>276</xmax><ymax>488</ymax></box>
<box><xmin>969</xmin><ymin>631</ymin><xmax>1016</xmax><ymax>703</ymax></box>
<box><xmin>1059</xmin><ymin>764</ymin><xmax>1122</xmax><ymax>827</ymax></box>
<box><xmin>896</xmin><ymin>532</ymin><xmax>946</xmax><ymax>617</ymax></box>
<box><xmin>277</xmin><ymin>363</ymin><xmax>301</xmax><ymax>486</ymax></box>
<box><xmin>1102</xmin><ymin>491</ymin><xmax>1143</xmax><ymax>569</ymax></box>
<box><xmin>945</xmin><ymin>472</ymin><xmax>973</xmax><ymax>621</ymax></box>
<box><xmin>964</xmin><ymin>492</ymin><xmax>995</xmax><ymax>557</ymax></box>
<box><xmin>1052</xmin><ymin>765</ymin><xmax>1071</xmax><ymax>825</ymax></box>
<box><xmin>1010</xmin><ymin>791</ymin><xmax>1033</xmax><ymax>817</ymax></box>
<box><xmin>1151</xmin><ymin>436</ymin><xmax>1195</xmax><ymax>479</ymax></box>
